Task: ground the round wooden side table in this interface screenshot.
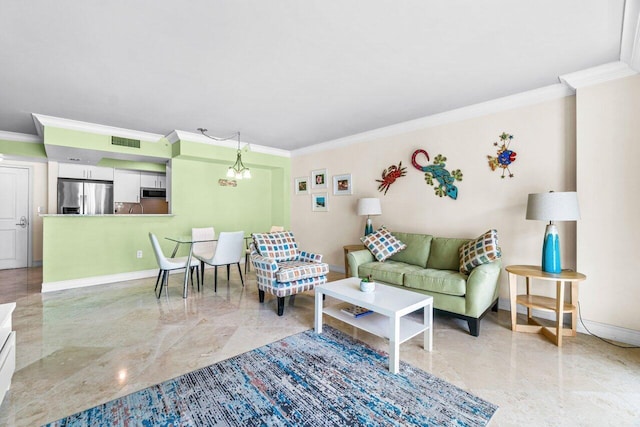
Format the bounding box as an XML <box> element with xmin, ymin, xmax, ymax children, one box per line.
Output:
<box><xmin>506</xmin><ymin>265</ymin><xmax>586</xmax><ymax>346</ymax></box>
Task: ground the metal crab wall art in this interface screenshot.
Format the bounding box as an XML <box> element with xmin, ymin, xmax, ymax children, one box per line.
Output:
<box><xmin>411</xmin><ymin>149</ymin><xmax>463</xmax><ymax>200</ymax></box>
<box><xmin>376</xmin><ymin>161</ymin><xmax>407</xmax><ymax>195</ymax></box>
<box><xmin>487</xmin><ymin>132</ymin><xmax>517</xmax><ymax>178</ymax></box>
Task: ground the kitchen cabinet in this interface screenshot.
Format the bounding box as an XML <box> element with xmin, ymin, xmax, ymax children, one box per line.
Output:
<box><xmin>58</xmin><ymin>163</ymin><xmax>114</xmax><ymax>181</ymax></box>
<box><xmin>140</xmin><ymin>172</ymin><xmax>166</xmax><ymax>189</ymax></box>
<box><xmin>114</xmin><ymin>169</ymin><xmax>141</xmax><ymax>203</ymax></box>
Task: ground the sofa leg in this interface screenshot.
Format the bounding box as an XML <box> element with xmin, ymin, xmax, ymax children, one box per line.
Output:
<box><xmin>468</xmin><ymin>318</ymin><xmax>480</xmax><ymax>337</ymax></box>
<box><xmin>277</xmin><ymin>297</ymin><xmax>285</xmax><ymax>316</ymax></box>
<box><xmin>259</xmin><ymin>290</ymin><xmax>265</xmax><ymax>303</ymax></box>
<box><xmin>491</xmin><ymin>300</ymin><xmax>499</xmax><ymax>312</ymax></box>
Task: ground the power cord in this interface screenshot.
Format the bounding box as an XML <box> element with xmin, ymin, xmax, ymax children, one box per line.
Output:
<box><xmin>577</xmin><ymin>301</ymin><xmax>640</xmax><ymax>349</ymax></box>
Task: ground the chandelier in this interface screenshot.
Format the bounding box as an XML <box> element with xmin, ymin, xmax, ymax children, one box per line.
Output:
<box><xmin>197</xmin><ymin>128</ymin><xmax>251</xmax><ymax>179</ymax></box>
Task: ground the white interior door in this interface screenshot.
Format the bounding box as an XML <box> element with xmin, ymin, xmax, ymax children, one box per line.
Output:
<box><xmin>0</xmin><ymin>167</ymin><xmax>29</xmax><ymax>269</ymax></box>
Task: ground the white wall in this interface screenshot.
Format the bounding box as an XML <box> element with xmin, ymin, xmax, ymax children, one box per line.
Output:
<box><xmin>291</xmin><ymin>95</ymin><xmax>577</xmax><ymax>303</ymax></box>
<box><xmin>576</xmin><ymin>74</ymin><xmax>640</xmax><ymax>332</ymax></box>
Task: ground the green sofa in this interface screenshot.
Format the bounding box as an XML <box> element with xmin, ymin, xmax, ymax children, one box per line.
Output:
<box><xmin>347</xmin><ymin>231</ymin><xmax>501</xmax><ymax>336</ymax></box>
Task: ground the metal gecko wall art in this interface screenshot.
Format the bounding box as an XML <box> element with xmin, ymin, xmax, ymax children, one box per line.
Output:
<box><xmin>487</xmin><ymin>132</ymin><xmax>517</xmax><ymax>178</ymax></box>
<box><xmin>411</xmin><ymin>149</ymin><xmax>463</xmax><ymax>200</ymax></box>
<box><xmin>376</xmin><ymin>161</ymin><xmax>407</xmax><ymax>195</ymax></box>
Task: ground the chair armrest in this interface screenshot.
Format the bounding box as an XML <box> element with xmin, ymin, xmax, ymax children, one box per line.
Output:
<box><xmin>299</xmin><ymin>251</ymin><xmax>323</xmax><ymax>263</ymax></box>
<box><xmin>465</xmin><ymin>259</ymin><xmax>502</xmax><ymax>317</ymax></box>
<box><xmin>347</xmin><ymin>250</ymin><xmax>374</xmax><ymax>278</ymax></box>
<box><xmin>250</xmin><ymin>253</ymin><xmax>279</xmax><ymax>272</ymax></box>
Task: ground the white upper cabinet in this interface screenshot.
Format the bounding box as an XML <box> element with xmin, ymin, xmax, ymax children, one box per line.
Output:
<box><xmin>140</xmin><ymin>172</ymin><xmax>166</xmax><ymax>189</ymax></box>
<box><xmin>114</xmin><ymin>169</ymin><xmax>141</xmax><ymax>203</ymax></box>
<box><xmin>58</xmin><ymin>163</ymin><xmax>114</xmax><ymax>181</ymax></box>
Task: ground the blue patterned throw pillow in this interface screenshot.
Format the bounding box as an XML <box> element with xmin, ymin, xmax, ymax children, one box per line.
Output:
<box><xmin>459</xmin><ymin>229</ymin><xmax>501</xmax><ymax>274</ymax></box>
<box><xmin>361</xmin><ymin>226</ymin><xmax>407</xmax><ymax>262</ymax></box>
<box><xmin>253</xmin><ymin>231</ymin><xmax>299</xmax><ymax>262</ymax></box>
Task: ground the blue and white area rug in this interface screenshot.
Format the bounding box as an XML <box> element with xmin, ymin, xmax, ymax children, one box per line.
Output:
<box><xmin>47</xmin><ymin>326</ymin><xmax>497</xmax><ymax>426</ymax></box>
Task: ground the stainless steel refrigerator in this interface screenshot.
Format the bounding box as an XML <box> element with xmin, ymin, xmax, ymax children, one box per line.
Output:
<box><xmin>57</xmin><ymin>179</ymin><xmax>114</xmax><ymax>215</ymax></box>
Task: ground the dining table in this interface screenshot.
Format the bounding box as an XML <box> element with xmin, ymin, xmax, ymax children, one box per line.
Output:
<box><xmin>164</xmin><ymin>235</ymin><xmax>252</xmax><ymax>298</ymax></box>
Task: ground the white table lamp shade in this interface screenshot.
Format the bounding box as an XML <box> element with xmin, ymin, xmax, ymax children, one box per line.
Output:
<box><xmin>526</xmin><ymin>192</ymin><xmax>580</xmax><ymax>222</ymax></box>
<box><xmin>357</xmin><ymin>198</ymin><xmax>382</xmax><ymax>216</ymax></box>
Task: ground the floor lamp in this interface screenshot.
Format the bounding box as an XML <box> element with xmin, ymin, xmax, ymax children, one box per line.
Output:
<box><xmin>526</xmin><ymin>191</ymin><xmax>580</xmax><ymax>273</ymax></box>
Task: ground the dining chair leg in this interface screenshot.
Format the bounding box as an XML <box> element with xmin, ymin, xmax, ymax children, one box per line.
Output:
<box><xmin>214</xmin><ymin>265</ymin><xmax>218</xmax><ymax>292</ymax></box>
<box><xmin>190</xmin><ymin>267</ymin><xmax>195</xmax><ymax>287</ymax></box>
<box><xmin>245</xmin><ymin>253</ymin><xmax>250</xmax><ymax>274</ymax></box>
<box><xmin>154</xmin><ymin>270</ymin><xmax>162</xmax><ymax>292</ymax></box>
<box><xmin>163</xmin><ymin>271</ymin><xmax>169</xmax><ymax>297</ymax></box>
<box><xmin>196</xmin><ymin>266</ymin><xmax>201</xmax><ymax>292</ymax></box>
<box><xmin>226</xmin><ymin>264</ymin><xmax>230</xmax><ymax>284</ymax></box>
<box><xmin>200</xmin><ymin>261</ymin><xmax>205</xmax><ymax>287</ymax></box>
<box><xmin>157</xmin><ymin>270</ymin><xmax>167</xmax><ymax>298</ymax></box>
<box><xmin>236</xmin><ymin>263</ymin><xmax>244</xmax><ymax>287</ymax></box>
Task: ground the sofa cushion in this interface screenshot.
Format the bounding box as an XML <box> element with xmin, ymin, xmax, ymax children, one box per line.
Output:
<box><xmin>276</xmin><ymin>260</ymin><xmax>329</xmax><ymax>283</ymax></box>
<box><xmin>459</xmin><ymin>229</ymin><xmax>502</xmax><ymax>274</ymax></box>
<box><xmin>388</xmin><ymin>232</ymin><xmax>433</xmax><ymax>267</ymax></box>
<box><xmin>426</xmin><ymin>237</ymin><xmax>470</xmax><ymax>271</ymax></box>
<box><xmin>358</xmin><ymin>260</ymin><xmax>424</xmax><ymax>286</ymax></box>
<box><xmin>252</xmin><ymin>231</ymin><xmax>299</xmax><ymax>262</ymax></box>
<box><xmin>404</xmin><ymin>269</ymin><xmax>467</xmax><ymax>296</ymax></box>
<box><xmin>360</xmin><ymin>226</ymin><xmax>407</xmax><ymax>262</ymax></box>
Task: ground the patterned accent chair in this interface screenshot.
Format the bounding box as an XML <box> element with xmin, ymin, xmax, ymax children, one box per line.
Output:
<box><xmin>250</xmin><ymin>231</ymin><xmax>329</xmax><ymax>316</ymax></box>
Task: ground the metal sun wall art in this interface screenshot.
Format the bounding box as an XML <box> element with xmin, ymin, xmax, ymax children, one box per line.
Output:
<box><xmin>411</xmin><ymin>149</ymin><xmax>463</xmax><ymax>200</ymax></box>
<box><xmin>487</xmin><ymin>132</ymin><xmax>517</xmax><ymax>178</ymax></box>
<box><xmin>376</xmin><ymin>161</ymin><xmax>407</xmax><ymax>195</ymax></box>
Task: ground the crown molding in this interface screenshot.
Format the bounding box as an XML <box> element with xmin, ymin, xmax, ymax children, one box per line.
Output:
<box><xmin>292</xmin><ymin>83</ymin><xmax>573</xmax><ymax>157</ymax></box>
<box><xmin>621</xmin><ymin>0</ymin><xmax>640</xmax><ymax>71</ymax></box>
<box><xmin>32</xmin><ymin>114</ymin><xmax>165</xmax><ymax>142</ymax></box>
<box><xmin>167</xmin><ymin>130</ymin><xmax>290</xmax><ymax>158</ymax></box>
<box><xmin>0</xmin><ymin>130</ymin><xmax>42</xmax><ymax>143</ymax></box>
<box><xmin>558</xmin><ymin>61</ymin><xmax>638</xmax><ymax>90</ymax></box>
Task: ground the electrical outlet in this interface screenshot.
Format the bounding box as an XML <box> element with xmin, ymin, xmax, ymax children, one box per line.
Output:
<box><xmin>136</xmin><ymin>250</ymin><xmax>143</xmax><ymax>259</ymax></box>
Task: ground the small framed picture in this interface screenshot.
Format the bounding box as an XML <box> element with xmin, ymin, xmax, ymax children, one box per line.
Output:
<box><xmin>312</xmin><ymin>192</ymin><xmax>329</xmax><ymax>212</ymax></box>
<box><xmin>333</xmin><ymin>173</ymin><xmax>352</xmax><ymax>196</ymax></box>
<box><xmin>294</xmin><ymin>177</ymin><xmax>309</xmax><ymax>195</ymax></box>
<box><xmin>311</xmin><ymin>169</ymin><xmax>328</xmax><ymax>189</ymax></box>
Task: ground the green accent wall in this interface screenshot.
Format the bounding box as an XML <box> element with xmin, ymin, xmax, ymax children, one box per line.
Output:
<box><xmin>41</xmin><ymin>129</ymin><xmax>290</xmax><ymax>283</ymax></box>
<box><xmin>0</xmin><ymin>139</ymin><xmax>47</xmax><ymax>158</ymax></box>
<box><xmin>44</xmin><ymin>127</ymin><xmax>172</xmax><ymax>159</ymax></box>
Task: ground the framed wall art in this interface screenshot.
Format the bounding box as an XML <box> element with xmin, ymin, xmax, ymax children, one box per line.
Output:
<box><xmin>333</xmin><ymin>173</ymin><xmax>352</xmax><ymax>196</ymax></box>
<box><xmin>312</xmin><ymin>192</ymin><xmax>328</xmax><ymax>212</ymax></box>
<box><xmin>311</xmin><ymin>169</ymin><xmax>328</xmax><ymax>189</ymax></box>
<box><xmin>294</xmin><ymin>177</ymin><xmax>309</xmax><ymax>194</ymax></box>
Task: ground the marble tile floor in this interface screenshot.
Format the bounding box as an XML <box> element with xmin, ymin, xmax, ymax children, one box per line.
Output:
<box><xmin>0</xmin><ymin>267</ymin><xmax>639</xmax><ymax>426</ymax></box>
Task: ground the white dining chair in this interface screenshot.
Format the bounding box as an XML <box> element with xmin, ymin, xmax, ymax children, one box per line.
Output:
<box><xmin>192</xmin><ymin>227</ymin><xmax>216</xmax><ymax>260</ymax></box>
<box><xmin>196</xmin><ymin>231</ymin><xmax>245</xmax><ymax>292</ymax></box>
<box><xmin>149</xmin><ymin>232</ymin><xmax>200</xmax><ymax>298</ymax></box>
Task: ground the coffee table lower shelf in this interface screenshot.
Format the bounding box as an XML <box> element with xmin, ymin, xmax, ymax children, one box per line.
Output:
<box><xmin>323</xmin><ymin>306</ymin><xmax>428</xmax><ymax>344</ymax></box>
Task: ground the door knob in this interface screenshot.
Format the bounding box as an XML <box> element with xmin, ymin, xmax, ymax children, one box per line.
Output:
<box><xmin>15</xmin><ymin>216</ymin><xmax>27</xmax><ymax>228</ymax></box>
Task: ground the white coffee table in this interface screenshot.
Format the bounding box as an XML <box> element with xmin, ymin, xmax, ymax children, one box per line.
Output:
<box><xmin>315</xmin><ymin>277</ymin><xmax>433</xmax><ymax>374</ymax></box>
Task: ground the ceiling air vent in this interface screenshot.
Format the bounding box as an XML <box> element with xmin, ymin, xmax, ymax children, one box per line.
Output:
<box><xmin>111</xmin><ymin>136</ymin><xmax>140</xmax><ymax>148</ymax></box>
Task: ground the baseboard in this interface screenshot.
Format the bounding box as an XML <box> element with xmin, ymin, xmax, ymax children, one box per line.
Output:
<box><xmin>42</xmin><ymin>269</ymin><xmax>175</xmax><ymax>293</ymax></box>
<box><xmin>497</xmin><ymin>298</ymin><xmax>640</xmax><ymax>346</ymax></box>
<box><xmin>31</xmin><ymin>260</ymin><xmax>42</xmax><ymax>267</ymax></box>
<box><xmin>329</xmin><ymin>264</ymin><xmax>345</xmax><ymax>274</ymax></box>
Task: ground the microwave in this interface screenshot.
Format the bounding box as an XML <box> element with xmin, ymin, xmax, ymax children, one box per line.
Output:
<box><xmin>140</xmin><ymin>187</ymin><xmax>166</xmax><ymax>199</ymax></box>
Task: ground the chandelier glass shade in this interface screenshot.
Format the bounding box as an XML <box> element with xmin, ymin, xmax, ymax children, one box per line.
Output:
<box><xmin>198</xmin><ymin>128</ymin><xmax>251</xmax><ymax>179</ymax></box>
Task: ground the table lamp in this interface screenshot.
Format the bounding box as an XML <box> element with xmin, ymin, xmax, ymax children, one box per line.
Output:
<box><xmin>357</xmin><ymin>198</ymin><xmax>382</xmax><ymax>236</ymax></box>
<box><xmin>526</xmin><ymin>191</ymin><xmax>580</xmax><ymax>273</ymax></box>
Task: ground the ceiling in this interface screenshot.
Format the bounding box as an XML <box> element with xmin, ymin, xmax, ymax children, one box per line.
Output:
<box><xmin>0</xmin><ymin>1</ymin><xmax>630</xmax><ymax>151</ymax></box>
